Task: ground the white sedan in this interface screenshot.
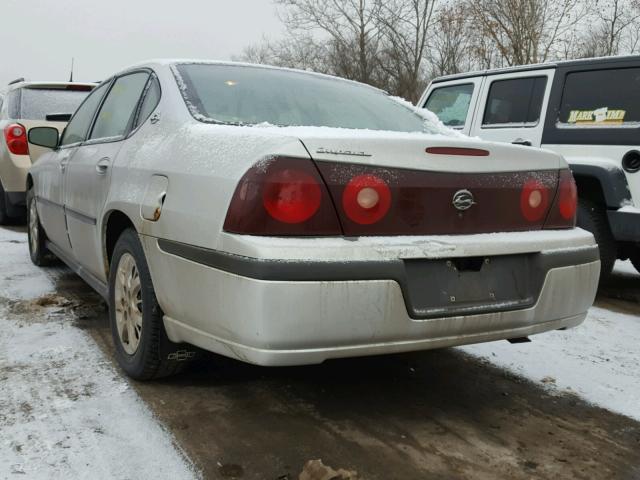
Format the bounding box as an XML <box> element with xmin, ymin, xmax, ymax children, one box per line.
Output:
<box><xmin>26</xmin><ymin>60</ymin><xmax>600</xmax><ymax>380</ymax></box>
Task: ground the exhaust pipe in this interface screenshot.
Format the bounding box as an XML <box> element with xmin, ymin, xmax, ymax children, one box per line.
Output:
<box><xmin>507</xmin><ymin>337</ymin><xmax>531</xmax><ymax>344</ymax></box>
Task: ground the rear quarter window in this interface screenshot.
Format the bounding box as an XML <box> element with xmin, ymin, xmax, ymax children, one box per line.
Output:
<box><xmin>558</xmin><ymin>68</ymin><xmax>640</xmax><ymax>128</ymax></box>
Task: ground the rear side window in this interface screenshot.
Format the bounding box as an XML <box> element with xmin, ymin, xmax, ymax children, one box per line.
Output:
<box><xmin>133</xmin><ymin>76</ymin><xmax>161</xmax><ymax>129</ymax></box>
<box><xmin>424</xmin><ymin>84</ymin><xmax>474</xmax><ymax>127</ymax></box>
<box><xmin>558</xmin><ymin>68</ymin><xmax>640</xmax><ymax>127</ymax></box>
<box><xmin>19</xmin><ymin>87</ymin><xmax>92</xmax><ymax>120</ymax></box>
<box><xmin>90</xmin><ymin>72</ymin><xmax>150</xmax><ymax>141</ymax></box>
<box><xmin>483</xmin><ymin>77</ymin><xmax>547</xmax><ymax>127</ymax></box>
<box><xmin>61</xmin><ymin>82</ymin><xmax>111</xmax><ymax>146</ymax></box>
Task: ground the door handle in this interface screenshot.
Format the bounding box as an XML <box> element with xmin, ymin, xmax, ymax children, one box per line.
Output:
<box><xmin>59</xmin><ymin>154</ymin><xmax>70</xmax><ymax>172</ymax></box>
<box><xmin>96</xmin><ymin>157</ymin><xmax>111</xmax><ymax>175</ymax></box>
<box><xmin>512</xmin><ymin>138</ymin><xmax>532</xmax><ymax>147</ymax></box>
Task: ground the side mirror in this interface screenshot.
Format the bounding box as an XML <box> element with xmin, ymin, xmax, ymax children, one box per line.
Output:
<box><xmin>28</xmin><ymin>127</ymin><xmax>59</xmax><ymax>149</ymax></box>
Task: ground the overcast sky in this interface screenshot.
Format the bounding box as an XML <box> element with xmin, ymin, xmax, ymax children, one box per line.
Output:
<box><xmin>0</xmin><ymin>0</ymin><xmax>283</xmax><ymax>86</ymax></box>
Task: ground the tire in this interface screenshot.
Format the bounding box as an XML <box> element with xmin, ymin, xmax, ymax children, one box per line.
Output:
<box><xmin>0</xmin><ymin>182</ymin><xmax>9</xmax><ymax>226</ymax></box>
<box><xmin>26</xmin><ymin>188</ymin><xmax>52</xmax><ymax>266</ymax></box>
<box><xmin>577</xmin><ymin>197</ymin><xmax>616</xmax><ymax>281</ymax></box>
<box><xmin>108</xmin><ymin>228</ymin><xmax>193</xmax><ymax>380</ymax></box>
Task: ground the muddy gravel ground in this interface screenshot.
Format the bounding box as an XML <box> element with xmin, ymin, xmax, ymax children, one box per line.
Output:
<box><xmin>47</xmin><ymin>267</ymin><xmax>640</xmax><ymax>480</ymax></box>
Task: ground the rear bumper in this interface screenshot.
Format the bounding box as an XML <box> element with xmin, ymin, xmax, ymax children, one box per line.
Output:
<box><xmin>1</xmin><ymin>189</ymin><xmax>26</xmax><ymax>217</ymax></box>
<box><xmin>608</xmin><ymin>209</ymin><xmax>640</xmax><ymax>242</ymax></box>
<box><xmin>0</xmin><ymin>151</ymin><xmax>30</xmax><ymax>193</ymax></box>
<box><xmin>5</xmin><ymin>191</ymin><xmax>26</xmax><ymax>208</ymax></box>
<box><xmin>158</xmin><ymin>238</ymin><xmax>598</xmax><ymax>319</ymax></box>
<box><xmin>142</xmin><ymin>231</ymin><xmax>600</xmax><ymax>366</ymax></box>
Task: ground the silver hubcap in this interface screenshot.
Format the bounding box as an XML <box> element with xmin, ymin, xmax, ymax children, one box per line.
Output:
<box><xmin>29</xmin><ymin>198</ymin><xmax>39</xmax><ymax>254</ymax></box>
<box><xmin>114</xmin><ymin>253</ymin><xmax>143</xmax><ymax>355</ymax></box>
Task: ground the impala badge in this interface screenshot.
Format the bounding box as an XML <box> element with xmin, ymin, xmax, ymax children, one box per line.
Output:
<box><xmin>452</xmin><ymin>189</ymin><xmax>476</xmax><ymax>211</ymax></box>
<box><xmin>316</xmin><ymin>147</ymin><xmax>372</xmax><ymax>157</ymax></box>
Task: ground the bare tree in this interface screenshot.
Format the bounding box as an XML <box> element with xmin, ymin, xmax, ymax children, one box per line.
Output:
<box><xmin>375</xmin><ymin>0</ymin><xmax>437</xmax><ymax>101</ymax></box>
<box><xmin>467</xmin><ymin>0</ymin><xmax>586</xmax><ymax>66</ymax></box>
<box><xmin>235</xmin><ymin>36</ymin><xmax>332</xmax><ymax>73</ymax></box>
<box><xmin>275</xmin><ymin>0</ymin><xmax>385</xmax><ymax>85</ymax></box>
<box><xmin>237</xmin><ymin>0</ymin><xmax>635</xmax><ymax>102</ymax></box>
<box><xmin>577</xmin><ymin>0</ymin><xmax>640</xmax><ymax>57</ymax></box>
<box><xmin>430</xmin><ymin>2</ymin><xmax>478</xmax><ymax>76</ymax></box>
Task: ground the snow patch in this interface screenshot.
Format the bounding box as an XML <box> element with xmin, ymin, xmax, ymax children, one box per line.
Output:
<box><xmin>618</xmin><ymin>205</ymin><xmax>640</xmax><ymax>214</ymax></box>
<box><xmin>389</xmin><ymin>96</ymin><xmax>465</xmax><ymax>138</ymax></box>
<box><xmin>460</xmin><ymin>305</ymin><xmax>640</xmax><ymax>421</ymax></box>
<box><xmin>0</xmin><ymin>227</ymin><xmax>198</xmax><ymax>479</ymax></box>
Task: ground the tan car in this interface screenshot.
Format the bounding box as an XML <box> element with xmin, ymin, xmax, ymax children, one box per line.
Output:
<box><xmin>0</xmin><ymin>79</ymin><xmax>95</xmax><ymax>224</ymax></box>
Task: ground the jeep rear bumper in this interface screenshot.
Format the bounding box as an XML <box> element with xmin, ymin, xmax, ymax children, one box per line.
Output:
<box><xmin>608</xmin><ymin>209</ymin><xmax>640</xmax><ymax>242</ymax></box>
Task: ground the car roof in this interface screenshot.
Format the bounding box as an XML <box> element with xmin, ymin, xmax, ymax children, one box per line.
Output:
<box><xmin>431</xmin><ymin>54</ymin><xmax>640</xmax><ymax>84</ymax></box>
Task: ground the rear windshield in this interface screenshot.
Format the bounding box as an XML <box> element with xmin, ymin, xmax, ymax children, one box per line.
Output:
<box><xmin>17</xmin><ymin>87</ymin><xmax>92</xmax><ymax>120</ymax></box>
<box><xmin>173</xmin><ymin>64</ymin><xmax>427</xmax><ymax>133</ymax></box>
<box><xmin>558</xmin><ymin>68</ymin><xmax>640</xmax><ymax>128</ymax></box>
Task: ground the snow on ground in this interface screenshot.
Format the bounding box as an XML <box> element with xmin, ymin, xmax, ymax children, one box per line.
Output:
<box><xmin>460</xmin><ymin>294</ymin><xmax>640</xmax><ymax>422</ymax></box>
<box><xmin>0</xmin><ymin>228</ymin><xmax>198</xmax><ymax>479</ymax></box>
<box><xmin>615</xmin><ymin>259</ymin><xmax>638</xmax><ymax>277</ymax></box>
<box><xmin>0</xmin><ymin>228</ymin><xmax>52</xmax><ymax>300</ymax></box>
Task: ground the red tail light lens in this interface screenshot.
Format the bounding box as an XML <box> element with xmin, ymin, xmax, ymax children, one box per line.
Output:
<box><xmin>520</xmin><ymin>179</ymin><xmax>550</xmax><ymax>222</ymax></box>
<box><xmin>224</xmin><ymin>157</ymin><xmax>342</xmax><ymax>236</ymax></box>
<box><xmin>4</xmin><ymin>123</ymin><xmax>29</xmax><ymax>155</ymax></box>
<box><xmin>342</xmin><ymin>174</ymin><xmax>391</xmax><ymax>225</ymax></box>
<box><xmin>544</xmin><ymin>169</ymin><xmax>577</xmax><ymax>229</ymax></box>
<box><xmin>263</xmin><ymin>169</ymin><xmax>322</xmax><ymax>224</ymax></box>
<box><xmin>558</xmin><ymin>171</ymin><xmax>578</xmax><ymax>220</ymax></box>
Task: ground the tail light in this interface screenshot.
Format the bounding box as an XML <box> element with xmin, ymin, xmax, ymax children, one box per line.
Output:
<box><xmin>3</xmin><ymin>123</ymin><xmax>29</xmax><ymax>155</ymax></box>
<box><xmin>262</xmin><ymin>168</ymin><xmax>322</xmax><ymax>224</ymax></box>
<box><xmin>520</xmin><ymin>179</ymin><xmax>550</xmax><ymax>222</ymax></box>
<box><xmin>342</xmin><ymin>174</ymin><xmax>392</xmax><ymax>225</ymax></box>
<box><xmin>544</xmin><ymin>169</ymin><xmax>577</xmax><ymax>229</ymax></box>
<box><xmin>225</xmin><ymin>157</ymin><xmax>570</xmax><ymax>237</ymax></box>
<box><xmin>223</xmin><ymin>157</ymin><xmax>342</xmax><ymax>235</ymax></box>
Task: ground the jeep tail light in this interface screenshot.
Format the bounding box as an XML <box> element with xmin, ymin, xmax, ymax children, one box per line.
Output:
<box><xmin>544</xmin><ymin>169</ymin><xmax>577</xmax><ymax>229</ymax></box>
<box><xmin>520</xmin><ymin>179</ymin><xmax>550</xmax><ymax>222</ymax></box>
<box><xmin>342</xmin><ymin>174</ymin><xmax>391</xmax><ymax>225</ymax></box>
<box><xmin>4</xmin><ymin>123</ymin><xmax>29</xmax><ymax>155</ymax></box>
<box><xmin>223</xmin><ymin>157</ymin><xmax>342</xmax><ymax>235</ymax></box>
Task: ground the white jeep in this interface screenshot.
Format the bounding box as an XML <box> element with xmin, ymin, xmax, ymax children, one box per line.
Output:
<box><xmin>419</xmin><ymin>56</ymin><xmax>640</xmax><ymax>279</ymax></box>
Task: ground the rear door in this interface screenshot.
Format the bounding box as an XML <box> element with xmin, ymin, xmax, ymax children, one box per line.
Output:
<box><xmin>35</xmin><ymin>82</ymin><xmax>111</xmax><ymax>254</ymax></box>
<box><xmin>470</xmin><ymin>69</ymin><xmax>555</xmax><ymax>147</ymax></box>
<box><xmin>64</xmin><ymin>71</ymin><xmax>151</xmax><ymax>281</ymax></box>
<box><xmin>420</xmin><ymin>77</ymin><xmax>483</xmax><ymax>135</ymax></box>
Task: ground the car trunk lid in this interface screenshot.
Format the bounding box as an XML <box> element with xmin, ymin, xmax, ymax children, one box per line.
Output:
<box><xmin>294</xmin><ymin>129</ymin><xmax>565</xmax><ymax>235</ymax></box>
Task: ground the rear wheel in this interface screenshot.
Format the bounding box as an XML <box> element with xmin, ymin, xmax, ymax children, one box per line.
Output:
<box><xmin>0</xmin><ymin>182</ymin><xmax>9</xmax><ymax>225</ymax></box>
<box><xmin>27</xmin><ymin>188</ymin><xmax>52</xmax><ymax>266</ymax></box>
<box><xmin>109</xmin><ymin>228</ymin><xmax>193</xmax><ymax>380</ymax></box>
<box><xmin>577</xmin><ymin>197</ymin><xmax>616</xmax><ymax>281</ymax></box>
